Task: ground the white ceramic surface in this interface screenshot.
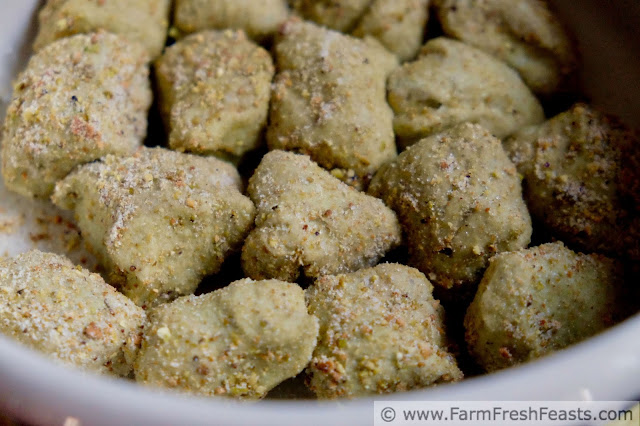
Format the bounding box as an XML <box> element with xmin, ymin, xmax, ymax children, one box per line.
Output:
<box><xmin>0</xmin><ymin>1</ymin><xmax>639</xmax><ymax>425</ymax></box>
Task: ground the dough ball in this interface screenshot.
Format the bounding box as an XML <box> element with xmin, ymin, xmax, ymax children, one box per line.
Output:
<box><xmin>388</xmin><ymin>37</ymin><xmax>544</xmax><ymax>149</ymax></box>
<box><xmin>155</xmin><ymin>30</ymin><xmax>274</xmax><ymax>162</ymax></box>
<box><xmin>173</xmin><ymin>0</ymin><xmax>289</xmax><ymax>42</ymax></box>
<box><xmin>268</xmin><ymin>18</ymin><xmax>397</xmax><ymax>188</ymax></box>
<box><xmin>306</xmin><ymin>263</ymin><xmax>463</xmax><ymax>398</ymax></box>
<box><xmin>242</xmin><ymin>150</ymin><xmax>401</xmax><ymax>282</ymax></box>
<box><xmin>370</xmin><ymin>123</ymin><xmax>532</xmax><ymax>289</ymax></box>
<box><xmin>465</xmin><ymin>242</ymin><xmax>624</xmax><ymax>372</ymax></box>
<box><xmin>435</xmin><ymin>0</ymin><xmax>577</xmax><ymax>94</ymax></box>
<box><xmin>134</xmin><ymin>278</ymin><xmax>318</xmax><ymax>399</ymax></box>
<box><xmin>2</xmin><ymin>32</ymin><xmax>151</xmax><ymax>198</ymax></box>
<box><xmin>52</xmin><ymin>147</ymin><xmax>256</xmax><ymax>308</ymax></box>
<box><xmin>0</xmin><ymin>250</ymin><xmax>145</xmax><ymax>376</ymax></box>
<box><xmin>504</xmin><ymin>103</ymin><xmax>640</xmax><ymax>260</ymax></box>
<box><xmin>34</xmin><ymin>0</ymin><xmax>170</xmax><ymax>58</ymax></box>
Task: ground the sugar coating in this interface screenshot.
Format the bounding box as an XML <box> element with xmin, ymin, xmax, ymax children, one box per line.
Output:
<box><xmin>0</xmin><ymin>250</ymin><xmax>145</xmax><ymax>376</ymax></box>
<box><xmin>52</xmin><ymin>147</ymin><xmax>256</xmax><ymax>308</ymax></box>
<box><xmin>1</xmin><ymin>32</ymin><xmax>151</xmax><ymax>199</ymax></box>
<box><xmin>388</xmin><ymin>37</ymin><xmax>544</xmax><ymax>149</ymax></box>
<box><xmin>465</xmin><ymin>242</ymin><xmax>624</xmax><ymax>372</ymax></box>
<box><xmin>370</xmin><ymin>124</ymin><xmax>532</xmax><ymax>289</ymax></box>
<box><xmin>504</xmin><ymin>104</ymin><xmax>640</xmax><ymax>260</ymax></box>
<box><xmin>173</xmin><ymin>0</ymin><xmax>289</xmax><ymax>42</ymax></box>
<box><xmin>241</xmin><ymin>151</ymin><xmax>402</xmax><ymax>282</ymax></box>
<box><xmin>435</xmin><ymin>0</ymin><xmax>577</xmax><ymax>94</ymax></box>
<box><xmin>155</xmin><ymin>30</ymin><xmax>274</xmax><ymax>162</ymax></box>
<box><xmin>306</xmin><ymin>263</ymin><xmax>463</xmax><ymax>399</ymax></box>
<box><xmin>134</xmin><ymin>278</ymin><xmax>318</xmax><ymax>399</ymax></box>
<box><xmin>353</xmin><ymin>0</ymin><xmax>430</xmax><ymax>62</ymax></box>
<box><xmin>268</xmin><ymin>19</ymin><xmax>397</xmax><ymax>188</ymax></box>
<box><xmin>292</xmin><ymin>0</ymin><xmax>429</xmax><ymax>61</ymax></box>
<box><xmin>33</xmin><ymin>0</ymin><xmax>170</xmax><ymax>59</ymax></box>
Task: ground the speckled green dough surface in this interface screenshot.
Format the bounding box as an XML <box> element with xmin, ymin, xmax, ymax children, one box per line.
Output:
<box><xmin>33</xmin><ymin>0</ymin><xmax>170</xmax><ymax>58</ymax></box>
<box><xmin>388</xmin><ymin>37</ymin><xmax>544</xmax><ymax>148</ymax></box>
<box><xmin>290</xmin><ymin>0</ymin><xmax>371</xmax><ymax>32</ymax></box>
<box><xmin>0</xmin><ymin>251</ymin><xmax>145</xmax><ymax>377</ymax></box>
<box><xmin>465</xmin><ymin>242</ymin><xmax>624</xmax><ymax>372</ymax></box>
<box><xmin>292</xmin><ymin>0</ymin><xmax>429</xmax><ymax>61</ymax></box>
<box><xmin>173</xmin><ymin>0</ymin><xmax>289</xmax><ymax>42</ymax></box>
<box><xmin>268</xmin><ymin>19</ymin><xmax>397</xmax><ymax>188</ymax></box>
<box><xmin>306</xmin><ymin>263</ymin><xmax>463</xmax><ymax>399</ymax></box>
<box><xmin>370</xmin><ymin>124</ymin><xmax>532</xmax><ymax>289</ymax></box>
<box><xmin>134</xmin><ymin>279</ymin><xmax>318</xmax><ymax>399</ymax></box>
<box><xmin>155</xmin><ymin>30</ymin><xmax>274</xmax><ymax>162</ymax></box>
<box><xmin>241</xmin><ymin>150</ymin><xmax>402</xmax><ymax>282</ymax></box>
<box><xmin>352</xmin><ymin>0</ymin><xmax>429</xmax><ymax>61</ymax></box>
<box><xmin>52</xmin><ymin>147</ymin><xmax>256</xmax><ymax>308</ymax></box>
<box><xmin>435</xmin><ymin>0</ymin><xmax>577</xmax><ymax>94</ymax></box>
<box><xmin>1</xmin><ymin>32</ymin><xmax>151</xmax><ymax>199</ymax></box>
<box><xmin>505</xmin><ymin>103</ymin><xmax>640</xmax><ymax>260</ymax></box>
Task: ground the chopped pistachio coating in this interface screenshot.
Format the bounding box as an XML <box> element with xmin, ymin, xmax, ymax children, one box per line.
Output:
<box><xmin>435</xmin><ymin>0</ymin><xmax>577</xmax><ymax>94</ymax></box>
<box><xmin>306</xmin><ymin>263</ymin><xmax>463</xmax><ymax>399</ymax></box>
<box><xmin>52</xmin><ymin>147</ymin><xmax>256</xmax><ymax>308</ymax></box>
<box><xmin>504</xmin><ymin>104</ymin><xmax>640</xmax><ymax>260</ymax></box>
<box><xmin>370</xmin><ymin>124</ymin><xmax>532</xmax><ymax>289</ymax></box>
<box><xmin>33</xmin><ymin>0</ymin><xmax>170</xmax><ymax>59</ymax></box>
<box><xmin>155</xmin><ymin>30</ymin><xmax>275</xmax><ymax>162</ymax></box>
<box><xmin>268</xmin><ymin>19</ymin><xmax>397</xmax><ymax>188</ymax></box>
<box><xmin>465</xmin><ymin>242</ymin><xmax>624</xmax><ymax>372</ymax></box>
<box><xmin>0</xmin><ymin>250</ymin><xmax>145</xmax><ymax>376</ymax></box>
<box><xmin>173</xmin><ymin>0</ymin><xmax>289</xmax><ymax>42</ymax></box>
<box><xmin>292</xmin><ymin>0</ymin><xmax>429</xmax><ymax>61</ymax></box>
<box><xmin>1</xmin><ymin>32</ymin><xmax>151</xmax><ymax>198</ymax></box>
<box><xmin>134</xmin><ymin>278</ymin><xmax>318</xmax><ymax>399</ymax></box>
<box><xmin>241</xmin><ymin>150</ymin><xmax>402</xmax><ymax>282</ymax></box>
<box><xmin>388</xmin><ymin>37</ymin><xmax>544</xmax><ymax>149</ymax></box>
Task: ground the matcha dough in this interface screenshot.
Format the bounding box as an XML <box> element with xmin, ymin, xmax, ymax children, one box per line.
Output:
<box><xmin>241</xmin><ymin>150</ymin><xmax>402</xmax><ymax>282</ymax></box>
<box><xmin>268</xmin><ymin>19</ymin><xmax>397</xmax><ymax>188</ymax></box>
<box><xmin>0</xmin><ymin>250</ymin><xmax>145</xmax><ymax>376</ymax></box>
<box><xmin>173</xmin><ymin>0</ymin><xmax>289</xmax><ymax>42</ymax></box>
<box><xmin>388</xmin><ymin>37</ymin><xmax>544</xmax><ymax>148</ymax></box>
<box><xmin>134</xmin><ymin>278</ymin><xmax>318</xmax><ymax>399</ymax></box>
<box><xmin>52</xmin><ymin>147</ymin><xmax>256</xmax><ymax>308</ymax></box>
<box><xmin>1</xmin><ymin>32</ymin><xmax>151</xmax><ymax>198</ymax></box>
<box><xmin>155</xmin><ymin>30</ymin><xmax>274</xmax><ymax>162</ymax></box>
<box><xmin>465</xmin><ymin>242</ymin><xmax>624</xmax><ymax>372</ymax></box>
<box><xmin>33</xmin><ymin>0</ymin><xmax>170</xmax><ymax>59</ymax></box>
<box><xmin>370</xmin><ymin>123</ymin><xmax>532</xmax><ymax>289</ymax></box>
<box><xmin>290</xmin><ymin>0</ymin><xmax>371</xmax><ymax>32</ymax></box>
<box><xmin>352</xmin><ymin>0</ymin><xmax>429</xmax><ymax>61</ymax></box>
<box><xmin>504</xmin><ymin>103</ymin><xmax>640</xmax><ymax>260</ymax></box>
<box><xmin>292</xmin><ymin>0</ymin><xmax>429</xmax><ymax>61</ymax></box>
<box><xmin>306</xmin><ymin>263</ymin><xmax>463</xmax><ymax>399</ymax></box>
<box><xmin>435</xmin><ymin>0</ymin><xmax>577</xmax><ymax>94</ymax></box>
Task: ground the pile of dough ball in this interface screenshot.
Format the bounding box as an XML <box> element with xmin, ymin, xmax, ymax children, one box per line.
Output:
<box><xmin>0</xmin><ymin>0</ymin><xmax>638</xmax><ymax>401</ymax></box>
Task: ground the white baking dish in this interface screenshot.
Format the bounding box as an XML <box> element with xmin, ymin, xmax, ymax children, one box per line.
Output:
<box><xmin>0</xmin><ymin>1</ymin><xmax>639</xmax><ymax>425</ymax></box>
